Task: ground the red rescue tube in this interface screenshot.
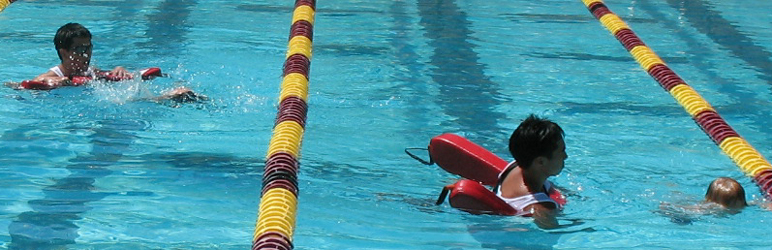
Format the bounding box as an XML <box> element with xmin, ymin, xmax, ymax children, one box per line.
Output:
<box><xmin>20</xmin><ymin>80</ymin><xmax>57</xmax><ymax>90</ymax></box>
<box><xmin>426</xmin><ymin>133</ymin><xmax>566</xmax><ymax>215</ymax></box>
<box><xmin>139</xmin><ymin>67</ymin><xmax>163</xmax><ymax>80</ymax></box>
<box><xmin>442</xmin><ymin>180</ymin><xmax>517</xmax><ymax>215</ymax></box>
<box><xmin>18</xmin><ymin>67</ymin><xmax>163</xmax><ymax>90</ymax></box>
<box><xmin>429</xmin><ymin>133</ymin><xmax>508</xmax><ymax>186</ymax></box>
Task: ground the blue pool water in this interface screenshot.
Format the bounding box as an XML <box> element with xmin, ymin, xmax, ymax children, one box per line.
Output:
<box><xmin>2</xmin><ymin>0</ymin><xmax>772</xmax><ymax>249</ymax></box>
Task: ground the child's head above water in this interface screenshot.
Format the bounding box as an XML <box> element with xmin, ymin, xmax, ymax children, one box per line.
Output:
<box><xmin>705</xmin><ymin>177</ymin><xmax>748</xmax><ymax>209</ymax></box>
<box><xmin>54</xmin><ymin>23</ymin><xmax>92</xmax><ymax>61</ymax></box>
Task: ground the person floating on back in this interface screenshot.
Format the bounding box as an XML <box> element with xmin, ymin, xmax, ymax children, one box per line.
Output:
<box><xmin>496</xmin><ymin>114</ymin><xmax>568</xmax><ymax>229</ymax></box>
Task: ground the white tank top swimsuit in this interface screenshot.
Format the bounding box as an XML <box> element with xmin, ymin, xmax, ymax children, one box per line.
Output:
<box><xmin>496</xmin><ymin>161</ymin><xmax>561</xmax><ymax>216</ymax></box>
<box><xmin>50</xmin><ymin>65</ymin><xmax>96</xmax><ymax>77</ymax></box>
<box><xmin>50</xmin><ymin>66</ymin><xmax>65</xmax><ymax>77</ymax></box>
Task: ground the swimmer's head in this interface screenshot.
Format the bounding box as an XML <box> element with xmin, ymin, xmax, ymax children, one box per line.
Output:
<box><xmin>705</xmin><ymin>177</ymin><xmax>747</xmax><ymax>210</ymax></box>
<box><xmin>54</xmin><ymin>23</ymin><xmax>92</xmax><ymax>62</ymax></box>
<box><xmin>54</xmin><ymin>23</ymin><xmax>93</xmax><ymax>76</ymax></box>
<box><xmin>170</xmin><ymin>91</ymin><xmax>205</xmax><ymax>103</ymax></box>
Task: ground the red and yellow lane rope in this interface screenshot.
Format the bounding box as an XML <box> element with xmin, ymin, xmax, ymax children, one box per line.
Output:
<box><xmin>253</xmin><ymin>0</ymin><xmax>315</xmax><ymax>249</ymax></box>
<box><xmin>0</xmin><ymin>0</ymin><xmax>16</xmax><ymax>12</ymax></box>
<box><xmin>582</xmin><ymin>0</ymin><xmax>772</xmax><ymax>197</ymax></box>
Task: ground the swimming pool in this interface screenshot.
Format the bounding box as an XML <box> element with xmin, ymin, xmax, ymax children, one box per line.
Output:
<box><xmin>2</xmin><ymin>0</ymin><xmax>772</xmax><ymax>249</ymax></box>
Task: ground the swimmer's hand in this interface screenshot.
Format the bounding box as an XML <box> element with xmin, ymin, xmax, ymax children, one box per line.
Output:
<box><xmin>4</xmin><ymin>81</ymin><xmax>22</xmax><ymax>89</ymax></box>
<box><xmin>109</xmin><ymin>66</ymin><xmax>133</xmax><ymax>79</ymax></box>
<box><xmin>155</xmin><ymin>87</ymin><xmax>208</xmax><ymax>103</ymax></box>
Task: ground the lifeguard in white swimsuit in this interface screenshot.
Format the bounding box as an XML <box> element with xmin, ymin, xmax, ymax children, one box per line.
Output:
<box><xmin>32</xmin><ymin>23</ymin><xmax>130</xmax><ymax>87</ymax></box>
<box><xmin>47</xmin><ymin>65</ymin><xmax>96</xmax><ymax>78</ymax></box>
<box><xmin>497</xmin><ymin>114</ymin><xmax>568</xmax><ymax>229</ymax></box>
<box><xmin>496</xmin><ymin>162</ymin><xmax>563</xmax><ymax>217</ymax></box>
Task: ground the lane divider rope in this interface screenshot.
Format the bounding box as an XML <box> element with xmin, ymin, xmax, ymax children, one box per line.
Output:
<box><xmin>0</xmin><ymin>0</ymin><xmax>17</xmax><ymax>13</ymax></box>
<box><xmin>253</xmin><ymin>0</ymin><xmax>315</xmax><ymax>249</ymax></box>
<box><xmin>581</xmin><ymin>0</ymin><xmax>772</xmax><ymax>198</ymax></box>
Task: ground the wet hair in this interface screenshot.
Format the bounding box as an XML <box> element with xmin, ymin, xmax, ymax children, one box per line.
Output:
<box><xmin>509</xmin><ymin>114</ymin><xmax>564</xmax><ymax>169</ymax></box>
<box><xmin>705</xmin><ymin>177</ymin><xmax>747</xmax><ymax>209</ymax></box>
<box><xmin>170</xmin><ymin>91</ymin><xmax>206</xmax><ymax>103</ymax></box>
<box><xmin>54</xmin><ymin>23</ymin><xmax>92</xmax><ymax>61</ymax></box>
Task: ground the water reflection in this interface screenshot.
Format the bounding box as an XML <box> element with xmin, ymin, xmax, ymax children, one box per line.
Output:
<box><xmin>387</xmin><ymin>0</ymin><xmax>434</xmax><ymax>136</ymax></box>
<box><xmin>641</xmin><ymin>0</ymin><xmax>772</xmax><ymax>145</ymax></box>
<box><xmin>417</xmin><ymin>0</ymin><xmax>508</xmax><ymax>145</ymax></box>
<box><xmin>666</xmin><ymin>0</ymin><xmax>772</xmax><ymax>85</ymax></box>
<box><xmin>7</xmin><ymin>119</ymin><xmax>142</xmax><ymax>250</ymax></box>
<box><xmin>2</xmin><ymin>117</ymin><xmax>260</xmax><ymax>249</ymax></box>
<box><xmin>137</xmin><ymin>0</ymin><xmax>197</xmax><ymax>58</ymax></box>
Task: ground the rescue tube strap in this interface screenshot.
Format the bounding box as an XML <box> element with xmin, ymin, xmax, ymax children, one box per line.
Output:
<box><xmin>493</xmin><ymin>163</ymin><xmax>517</xmax><ymax>193</ymax></box>
<box><xmin>404</xmin><ymin>147</ymin><xmax>433</xmax><ymax>165</ymax></box>
<box><xmin>435</xmin><ymin>184</ymin><xmax>452</xmax><ymax>205</ymax></box>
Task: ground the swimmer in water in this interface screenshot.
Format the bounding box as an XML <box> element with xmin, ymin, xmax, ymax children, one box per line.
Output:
<box><xmin>6</xmin><ymin>22</ymin><xmax>202</xmax><ymax>103</ymax></box>
<box><xmin>658</xmin><ymin>177</ymin><xmax>748</xmax><ymax>225</ymax></box>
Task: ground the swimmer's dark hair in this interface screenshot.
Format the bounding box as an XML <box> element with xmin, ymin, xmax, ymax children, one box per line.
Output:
<box><xmin>509</xmin><ymin>114</ymin><xmax>564</xmax><ymax>169</ymax></box>
<box><xmin>170</xmin><ymin>91</ymin><xmax>206</xmax><ymax>103</ymax></box>
<box><xmin>54</xmin><ymin>23</ymin><xmax>91</xmax><ymax>61</ymax></box>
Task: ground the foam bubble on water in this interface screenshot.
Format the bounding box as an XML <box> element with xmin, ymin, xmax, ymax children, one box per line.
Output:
<box><xmin>90</xmin><ymin>80</ymin><xmax>152</xmax><ymax>105</ymax></box>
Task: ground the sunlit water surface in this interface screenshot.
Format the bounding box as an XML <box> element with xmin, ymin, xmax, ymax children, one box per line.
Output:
<box><xmin>2</xmin><ymin>0</ymin><xmax>772</xmax><ymax>249</ymax></box>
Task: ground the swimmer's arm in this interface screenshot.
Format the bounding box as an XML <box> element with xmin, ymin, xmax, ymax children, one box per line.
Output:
<box><xmin>530</xmin><ymin>203</ymin><xmax>560</xmax><ymax>229</ymax></box>
<box><xmin>33</xmin><ymin>71</ymin><xmax>67</xmax><ymax>83</ymax></box>
<box><xmin>32</xmin><ymin>71</ymin><xmax>67</xmax><ymax>87</ymax></box>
